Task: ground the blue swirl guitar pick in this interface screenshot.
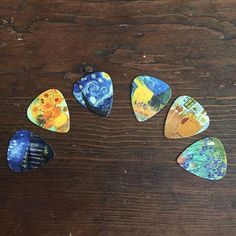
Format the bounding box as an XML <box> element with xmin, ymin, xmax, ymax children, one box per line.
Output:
<box><xmin>7</xmin><ymin>130</ymin><xmax>54</xmax><ymax>172</ymax></box>
<box><xmin>73</xmin><ymin>72</ymin><xmax>113</xmax><ymax>117</ymax></box>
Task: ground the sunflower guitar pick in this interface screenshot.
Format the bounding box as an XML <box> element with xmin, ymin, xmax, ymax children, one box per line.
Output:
<box><xmin>73</xmin><ymin>72</ymin><xmax>113</xmax><ymax>117</ymax></box>
<box><xmin>131</xmin><ymin>75</ymin><xmax>172</xmax><ymax>122</ymax></box>
<box><xmin>165</xmin><ymin>96</ymin><xmax>210</xmax><ymax>139</ymax></box>
<box><xmin>177</xmin><ymin>137</ymin><xmax>227</xmax><ymax>180</ymax></box>
<box><xmin>7</xmin><ymin>130</ymin><xmax>54</xmax><ymax>172</ymax></box>
<box><xmin>27</xmin><ymin>89</ymin><xmax>70</xmax><ymax>133</ymax></box>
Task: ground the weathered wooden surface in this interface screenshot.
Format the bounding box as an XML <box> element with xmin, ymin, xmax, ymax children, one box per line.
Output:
<box><xmin>0</xmin><ymin>1</ymin><xmax>236</xmax><ymax>235</ymax></box>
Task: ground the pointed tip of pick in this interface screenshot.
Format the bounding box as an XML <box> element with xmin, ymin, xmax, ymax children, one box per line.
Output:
<box><xmin>134</xmin><ymin>112</ymin><xmax>151</xmax><ymax>122</ymax></box>
<box><xmin>164</xmin><ymin>131</ymin><xmax>172</xmax><ymax>139</ymax></box>
<box><xmin>164</xmin><ymin>125</ymin><xmax>181</xmax><ymax>139</ymax></box>
<box><xmin>176</xmin><ymin>154</ymin><xmax>185</xmax><ymax>165</ymax></box>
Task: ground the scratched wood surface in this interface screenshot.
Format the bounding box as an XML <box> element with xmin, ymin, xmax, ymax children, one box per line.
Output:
<box><xmin>0</xmin><ymin>1</ymin><xmax>236</xmax><ymax>235</ymax></box>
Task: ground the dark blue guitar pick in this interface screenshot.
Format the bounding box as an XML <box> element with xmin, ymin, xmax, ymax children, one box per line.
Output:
<box><xmin>73</xmin><ymin>72</ymin><xmax>113</xmax><ymax>117</ymax></box>
<box><xmin>7</xmin><ymin>130</ymin><xmax>54</xmax><ymax>172</ymax></box>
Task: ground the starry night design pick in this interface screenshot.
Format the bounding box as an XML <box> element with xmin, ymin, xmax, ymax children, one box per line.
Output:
<box><xmin>177</xmin><ymin>137</ymin><xmax>227</xmax><ymax>180</ymax></box>
<box><xmin>73</xmin><ymin>72</ymin><xmax>113</xmax><ymax>117</ymax></box>
<box><xmin>7</xmin><ymin>130</ymin><xmax>54</xmax><ymax>173</ymax></box>
<box><xmin>131</xmin><ymin>75</ymin><xmax>172</xmax><ymax>122</ymax></box>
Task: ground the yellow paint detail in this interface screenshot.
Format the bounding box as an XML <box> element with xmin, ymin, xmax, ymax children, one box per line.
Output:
<box><xmin>132</xmin><ymin>80</ymin><xmax>153</xmax><ymax>104</ymax></box>
<box><xmin>102</xmin><ymin>72</ymin><xmax>111</xmax><ymax>80</ymax></box>
<box><xmin>53</xmin><ymin>113</ymin><xmax>69</xmax><ymax>129</ymax></box>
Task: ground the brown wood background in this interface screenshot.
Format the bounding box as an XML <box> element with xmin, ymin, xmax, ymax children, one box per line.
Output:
<box><xmin>0</xmin><ymin>1</ymin><xmax>236</xmax><ymax>235</ymax></box>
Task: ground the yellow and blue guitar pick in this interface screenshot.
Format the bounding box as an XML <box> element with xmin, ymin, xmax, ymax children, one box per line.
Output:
<box><xmin>131</xmin><ymin>75</ymin><xmax>172</xmax><ymax>122</ymax></box>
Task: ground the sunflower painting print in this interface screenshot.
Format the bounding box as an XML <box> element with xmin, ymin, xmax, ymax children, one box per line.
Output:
<box><xmin>27</xmin><ymin>89</ymin><xmax>70</xmax><ymax>133</ymax></box>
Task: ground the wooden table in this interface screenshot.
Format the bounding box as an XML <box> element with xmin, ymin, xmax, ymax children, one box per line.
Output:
<box><xmin>0</xmin><ymin>1</ymin><xmax>236</xmax><ymax>235</ymax></box>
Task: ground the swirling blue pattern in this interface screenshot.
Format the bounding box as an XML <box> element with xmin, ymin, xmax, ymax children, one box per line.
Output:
<box><xmin>73</xmin><ymin>72</ymin><xmax>113</xmax><ymax>117</ymax></box>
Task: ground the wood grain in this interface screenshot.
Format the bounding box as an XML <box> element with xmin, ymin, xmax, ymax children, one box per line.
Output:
<box><xmin>0</xmin><ymin>1</ymin><xmax>236</xmax><ymax>235</ymax></box>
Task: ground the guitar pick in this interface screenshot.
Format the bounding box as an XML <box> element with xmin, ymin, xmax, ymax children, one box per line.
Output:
<box><xmin>165</xmin><ymin>96</ymin><xmax>210</xmax><ymax>139</ymax></box>
<box><xmin>131</xmin><ymin>75</ymin><xmax>172</xmax><ymax>122</ymax></box>
<box><xmin>177</xmin><ymin>137</ymin><xmax>227</xmax><ymax>180</ymax></box>
<box><xmin>73</xmin><ymin>72</ymin><xmax>113</xmax><ymax>117</ymax></box>
<box><xmin>27</xmin><ymin>89</ymin><xmax>70</xmax><ymax>133</ymax></box>
<box><xmin>7</xmin><ymin>130</ymin><xmax>54</xmax><ymax>172</ymax></box>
